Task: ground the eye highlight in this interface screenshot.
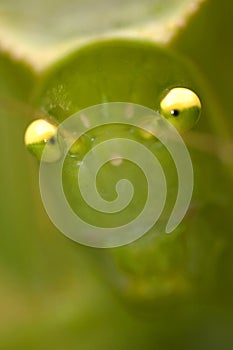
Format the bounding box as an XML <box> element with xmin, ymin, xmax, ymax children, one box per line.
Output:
<box><xmin>170</xmin><ymin>109</ymin><xmax>179</xmax><ymax>117</ymax></box>
<box><xmin>24</xmin><ymin>119</ymin><xmax>62</xmax><ymax>162</ymax></box>
<box><xmin>160</xmin><ymin>87</ymin><xmax>201</xmax><ymax>132</ymax></box>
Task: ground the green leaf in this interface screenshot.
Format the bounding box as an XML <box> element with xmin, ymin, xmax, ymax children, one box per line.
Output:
<box><xmin>0</xmin><ymin>0</ymin><xmax>205</xmax><ymax>70</ymax></box>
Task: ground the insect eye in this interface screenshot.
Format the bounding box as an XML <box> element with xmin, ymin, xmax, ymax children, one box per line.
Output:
<box><xmin>24</xmin><ymin>119</ymin><xmax>62</xmax><ymax>162</ymax></box>
<box><xmin>159</xmin><ymin>87</ymin><xmax>201</xmax><ymax>132</ymax></box>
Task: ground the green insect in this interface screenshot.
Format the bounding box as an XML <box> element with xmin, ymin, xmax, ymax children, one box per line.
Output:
<box><xmin>24</xmin><ymin>39</ymin><xmax>204</xmax><ymax>302</ymax></box>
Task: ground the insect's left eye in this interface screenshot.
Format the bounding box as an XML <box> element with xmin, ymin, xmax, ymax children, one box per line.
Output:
<box><xmin>159</xmin><ymin>87</ymin><xmax>201</xmax><ymax>132</ymax></box>
<box><xmin>24</xmin><ymin>119</ymin><xmax>62</xmax><ymax>162</ymax></box>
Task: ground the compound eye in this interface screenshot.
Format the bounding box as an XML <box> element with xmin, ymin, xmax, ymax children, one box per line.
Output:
<box><xmin>24</xmin><ymin>119</ymin><xmax>62</xmax><ymax>162</ymax></box>
<box><xmin>160</xmin><ymin>87</ymin><xmax>201</xmax><ymax>132</ymax></box>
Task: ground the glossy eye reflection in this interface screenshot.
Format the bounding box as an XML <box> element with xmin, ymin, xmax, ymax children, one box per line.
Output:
<box><xmin>159</xmin><ymin>87</ymin><xmax>201</xmax><ymax>132</ymax></box>
<box><xmin>24</xmin><ymin>119</ymin><xmax>62</xmax><ymax>162</ymax></box>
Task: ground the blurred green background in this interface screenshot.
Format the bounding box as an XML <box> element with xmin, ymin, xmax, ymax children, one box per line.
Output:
<box><xmin>0</xmin><ymin>0</ymin><xmax>233</xmax><ymax>349</ymax></box>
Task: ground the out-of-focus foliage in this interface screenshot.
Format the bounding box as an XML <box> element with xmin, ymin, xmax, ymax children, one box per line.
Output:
<box><xmin>0</xmin><ymin>0</ymin><xmax>204</xmax><ymax>69</ymax></box>
<box><xmin>0</xmin><ymin>0</ymin><xmax>233</xmax><ymax>349</ymax></box>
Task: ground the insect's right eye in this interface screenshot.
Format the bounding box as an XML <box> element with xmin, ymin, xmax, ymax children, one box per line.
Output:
<box><xmin>24</xmin><ymin>119</ymin><xmax>62</xmax><ymax>162</ymax></box>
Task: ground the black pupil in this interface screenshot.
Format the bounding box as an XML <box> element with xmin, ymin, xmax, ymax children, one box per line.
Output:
<box><xmin>49</xmin><ymin>136</ymin><xmax>56</xmax><ymax>144</ymax></box>
<box><xmin>170</xmin><ymin>109</ymin><xmax>179</xmax><ymax>117</ymax></box>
